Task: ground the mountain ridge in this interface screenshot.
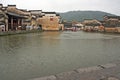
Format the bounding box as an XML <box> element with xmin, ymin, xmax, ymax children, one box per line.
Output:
<box><xmin>59</xmin><ymin>10</ymin><xmax>116</xmax><ymax>21</ymax></box>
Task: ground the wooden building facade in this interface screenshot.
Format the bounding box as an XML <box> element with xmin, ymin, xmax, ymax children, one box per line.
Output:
<box><xmin>0</xmin><ymin>4</ymin><xmax>31</xmax><ymax>31</ymax></box>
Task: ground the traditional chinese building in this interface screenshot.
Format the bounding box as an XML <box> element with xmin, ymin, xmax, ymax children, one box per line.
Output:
<box><xmin>0</xmin><ymin>4</ymin><xmax>63</xmax><ymax>31</ymax></box>
<box><xmin>62</xmin><ymin>21</ymin><xmax>72</xmax><ymax>31</ymax></box>
<box><xmin>37</xmin><ymin>12</ymin><xmax>62</xmax><ymax>31</ymax></box>
<box><xmin>29</xmin><ymin>10</ymin><xmax>42</xmax><ymax>29</ymax></box>
<box><xmin>83</xmin><ymin>19</ymin><xmax>101</xmax><ymax>32</ymax></box>
<box><xmin>0</xmin><ymin>4</ymin><xmax>31</xmax><ymax>31</ymax></box>
<box><xmin>103</xmin><ymin>15</ymin><xmax>120</xmax><ymax>32</ymax></box>
<box><xmin>7</xmin><ymin>5</ymin><xmax>28</xmax><ymax>30</ymax></box>
<box><xmin>0</xmin><ymin>4</ymin><xmax>8</xmax><ymax>31</ymax></box>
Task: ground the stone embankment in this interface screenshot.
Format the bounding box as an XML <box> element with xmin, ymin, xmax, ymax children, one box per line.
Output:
<box><xmin>0</xmin><ymin>30</ymin><xmax>42</xmax><ymax>36</ymax></box>
<box><xmin>29</xmin><ymin>62</ymin><xmax>120</xmax><ymax>80</ymax></box>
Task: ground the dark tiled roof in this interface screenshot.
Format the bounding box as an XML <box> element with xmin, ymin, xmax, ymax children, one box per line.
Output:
<box><xmin>7</xmin><ymin>8</ymin><xmax>30</xmax><ymax>17</ymax></box>
<box><xmin>0</xmin><ymin>4</ymin><xmax>3</xmax><ymax>7</ymax></box>
<box><xmin>56</xmin><ymin>13</ymin><xmax>60</xmax><ymax>16</ymax></box>
<box><xmin>8</xmin><ymin>5</ymin><xmax>16</xmax><ymax>7</ymax></box>
<box><xmin>7</xmin><ymin>12</ymin><xmax>26</xmax><ymax>18</ymax></box>
<box><xmin>42</xmin><ymin>12</ymin><xmax>56</xmax><ymax>14</ymax></box>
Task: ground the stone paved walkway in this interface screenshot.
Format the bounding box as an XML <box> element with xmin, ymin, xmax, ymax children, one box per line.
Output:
<box><xmin>29</xmin><ymin>62</ymin><xmax>120</xmax><ymax>80</ymax></box>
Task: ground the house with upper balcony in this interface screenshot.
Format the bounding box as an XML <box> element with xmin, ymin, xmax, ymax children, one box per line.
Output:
<box><xmin>0</xmin><ymin>4</ymin><xmax>31</xmax><ymax>31</ymax></box>
<box><xmin>6</xmin><ymin>5</ymin><xmax>32</xmax><ymax>31</ymax></box>
<box><xmin>103</xmin><ymin>15</ymin><xmax>120</xmax><ymax>32</ymax></box>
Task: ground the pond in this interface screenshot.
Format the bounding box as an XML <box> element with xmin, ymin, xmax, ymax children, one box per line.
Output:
<box><xmin>0</xmin><ymin>31</ymin><xmax>120</xmax><ymax>80</ymax></box>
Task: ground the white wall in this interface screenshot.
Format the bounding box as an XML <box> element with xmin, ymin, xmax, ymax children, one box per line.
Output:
<box><xmin>45</xmin><ymin>14</ymin><xmax>56</xmax><ymax>17</ymax></box>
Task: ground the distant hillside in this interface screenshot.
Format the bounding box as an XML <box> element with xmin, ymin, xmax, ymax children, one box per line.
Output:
<box><xmin>59</xmin><ymin>11</ymin><xmax>116</xmax><ymax>21</ymax></box>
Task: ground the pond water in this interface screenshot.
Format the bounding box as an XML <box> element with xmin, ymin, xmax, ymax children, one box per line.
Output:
<box><xmin>0</xmin><ymin>31</ymin><xmax>120</xmax><ymax>80</ymax></box>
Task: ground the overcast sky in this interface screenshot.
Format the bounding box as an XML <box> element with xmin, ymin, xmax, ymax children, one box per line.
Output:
<box><xmin>1</xmin><ymin>0</ymin><xmax>120</xmax><ymax>15</ymax></box>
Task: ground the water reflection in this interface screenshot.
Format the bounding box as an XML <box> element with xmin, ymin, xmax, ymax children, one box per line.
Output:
<box><xmin>0</xmin><ymin>31</ymin><xmax>120</xmax><ymax>80</ymax></box>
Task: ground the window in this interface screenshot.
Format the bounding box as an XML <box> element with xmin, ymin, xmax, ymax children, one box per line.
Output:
<box><xmin>50</xmin><ymin>18</ymin><xmax>53</xmax><ymax>21</ymax></box>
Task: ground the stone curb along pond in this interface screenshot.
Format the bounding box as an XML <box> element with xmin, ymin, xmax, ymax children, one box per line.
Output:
<box><xmin>0</xmin><ymin>30</ymin><xmax>42</xmax><ymax>36</ymax></box>
<box><xmin>29</xmin><ymin>62</ymin><xmax>120</xmax><ymax>80</ymax></box>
